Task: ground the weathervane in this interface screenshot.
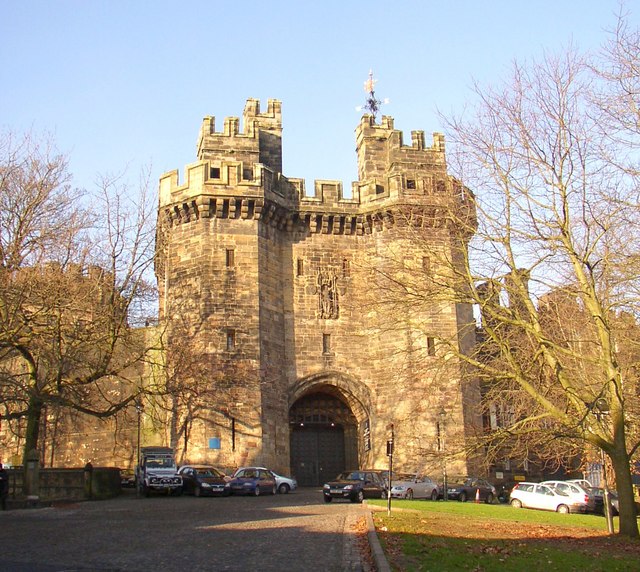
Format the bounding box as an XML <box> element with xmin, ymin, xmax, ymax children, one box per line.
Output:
<box><xmin>357</xmin><ymin>69</ymin><xmax>389</xmax><ymax>121</ymax></box>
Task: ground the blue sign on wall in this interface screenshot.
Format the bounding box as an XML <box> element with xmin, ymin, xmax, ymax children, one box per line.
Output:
<box><xmin>208</xmin><ymin>438</ymin><xmax>221</xmax><ymax>450</ymax></box>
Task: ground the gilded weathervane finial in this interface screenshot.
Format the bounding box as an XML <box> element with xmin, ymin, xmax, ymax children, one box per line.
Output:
<box><xmin>357</xmin><ymin>69</ymin><xmax>389</xmax><ymax>121</ymax></box>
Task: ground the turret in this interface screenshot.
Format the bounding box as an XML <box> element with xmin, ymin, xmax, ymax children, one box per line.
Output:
<box><xmin>355</xmin><ymin>114</ymin><xmax>448</xmax><ymax>200</ymax></box>
<box><xmin>196</xmin><ymin>98</ymin><xmax>283</xmax><ymax>174</ymax></box>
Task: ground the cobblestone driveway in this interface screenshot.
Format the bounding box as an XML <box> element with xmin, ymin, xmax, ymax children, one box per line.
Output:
<box><xmin>0</xmin><ymin>488</ymin><xmax>371</xmax><ymax>571</ymax></box>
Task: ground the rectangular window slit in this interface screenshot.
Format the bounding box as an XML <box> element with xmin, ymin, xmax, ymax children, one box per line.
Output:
<box><xmin>322</xmin><ymin>333</ymin><xmax>331</xmax><ymax>355</ymax></box>
<box><xmin>226</xmin><ymin>329</ymin><xmax>236</xmax><ymax>351</ymax></box>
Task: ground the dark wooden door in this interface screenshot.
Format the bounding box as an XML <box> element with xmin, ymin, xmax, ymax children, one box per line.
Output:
<box><xmin>290</xmin><ymin>426</ymin><xmax>346</xmax><ymax>486</ymax></box>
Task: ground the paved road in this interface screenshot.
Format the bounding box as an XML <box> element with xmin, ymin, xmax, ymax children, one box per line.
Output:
<box><xmin>0</xmin><ymin>487</ymin><xmax>371</xmax><ymax>571</ymax></box>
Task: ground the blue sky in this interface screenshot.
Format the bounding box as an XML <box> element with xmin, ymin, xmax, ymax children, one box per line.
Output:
<box><xmin>2</xmin><ymin>1</ymin><xmax>636</xmax><ymax>196</ymax></box>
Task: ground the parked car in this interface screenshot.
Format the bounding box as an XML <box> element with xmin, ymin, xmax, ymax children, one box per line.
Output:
<box><xmin>509</xmin><ymin>482</ymin><xmax>574</xmax><ymax>513</ymax></box>
<box><xmin>178</xmin><ymin>465</ymin><xmax>230</xmax><ymax>497</ymax></box>
<box><xmin>366</xmin><ymin>469</ymin><xmax>391</xmax><ymax>491</ymax></box>
<box><xmin>390</xmin><ymin>473</ymin><xmax>439</xmax><ymax>500</ymax></box>
<box><xmin>228</xmin><ymin>467</ymin><xmax>277</xmax><ymax>496</ymax></box>
<box><xmin>541</xmin><ymin>480</ymin><xmax>594</xmax><ymax>513</ymax></box>
<box><xmin>270</xmin><ymin>470</ymin><xmax>297</xmax><ymax>494</ymax></box>
<box><xmin>323</xmin><ymin>470</ymin><xmax>386</xmax><ymax>503</ymax></box>
<box><xmin>591</xmin><ymin>487</ymin><xmax>620</xmax><ymax>516</ymax></box>
<box><xmin>120</xmin><ymin>469</ymin><xmax>136</xmax><ymax>488</ymax></box>
<box><xmin>447</xmin><ymin>477</ymin><xmax>496</xmax><ymax>503</ymax></box>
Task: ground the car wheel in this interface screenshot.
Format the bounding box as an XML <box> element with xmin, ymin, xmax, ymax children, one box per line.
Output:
<box><xmin>194</xmin><ymin>486</ymin><xmax>201</xmax><ymax>497</ymax></box>
<box><xmin>511</xmin><ymin>499</ymin><xmax>522</xmax><ymax>509</ymax></box>
<box><xmin>351</xmin><ymin>490</ymin><xmax>364</xmax><ymax>504</ymax></box>
<box><xmin>253</xmin><ymin>486</ymin><xmax>260</xmax><ymax>497</ymax></box>
<box><xmin>278</xmin><ymin>483</ymin><xmax>290</xmax><ymax>494</ymax></box>
<box><xmin>406</xmin><ymin>489</ymin><xmax>414</xmax><ymax>500</ymax></box>
<box><xmin>485</xmin><ymin>493</ymin><xmax>494</xmax><ymax>504</ymax></box>
<box><xmin>324</xmin><ymin>495</ymin><xmax>332</xmax><ymax>503</ymax></box>
<box><xmin>431</xmin><ymin>489</ymin><xmax>438</xmax><ymax>501</ymax></box>
<box><xmin>459</xmin><ymin>491</ymin><xmax>467</xmax><ymax>502</ymax></box>
<box><xmin>557</xmin><ymin>504</ymin><xmax>570</xmax><ymax>514</ymax></box>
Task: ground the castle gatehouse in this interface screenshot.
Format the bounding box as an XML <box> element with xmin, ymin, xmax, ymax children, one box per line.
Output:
<box><xmin>155</xmin><ymin>99</ymin><xmax>481</xmax><ymax>483</ymax></box>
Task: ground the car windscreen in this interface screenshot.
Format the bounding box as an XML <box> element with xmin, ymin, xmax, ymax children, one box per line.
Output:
<box><xmin>146</xmin><ymin>456</ymin><xmax>175</xmax><ymax>468</ymax></box>
<box><xmin>338</xmin><ymin>472</ymin><xmax>365</xmax><ymax>481</ymax></box>
<box><xmin>198</xmin><ymin>468</ymin><xmax>224</xmax><ymax>478</ymax></box>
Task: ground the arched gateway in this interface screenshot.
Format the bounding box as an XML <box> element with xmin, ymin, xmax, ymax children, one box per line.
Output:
<box><xmin>289</xmin><ymin>372</ymin><xmax>371</xmax><ymax>486</ymax></box>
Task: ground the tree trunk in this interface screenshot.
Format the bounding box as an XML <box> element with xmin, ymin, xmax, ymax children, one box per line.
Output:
<box><xmin>169</xmin><ymin>394</ymin><xmax>179</xmax><ymax>450</ymax></box>
<box><xmin>22</xmin><ymin>395</ymin><xmax>44</xmax><ymax>497</ymax></box>
<box><xmin>22</xmin><ymin>395</ymin><xmax>43</xmax><ymax>466</ymax></box>
<box><xmin>610</xmin><ymin>447</ymin><xmax>639</xmax><ymax>538</ymax></box>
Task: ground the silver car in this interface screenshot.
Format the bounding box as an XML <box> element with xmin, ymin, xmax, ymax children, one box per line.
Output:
<box><xmin>249</xmin><ymin>466</ymin><xmax>297</xmax><ymax>494</ymax></box>
<box><xmin>541</xmin><ymin>480</ymin><xmax>594</xmax><ymax>513</ymax></box>
<box><xmin>271</xmin><ymin>471</ymin><xmax>297</xmax><ymax>494</ymax></box>
<box><xmin>390</xmin><ymin>473</ymin><xmax>439</xmax><ymax>500</ymax></box>
<box><xmin>510</xmin><ymin>482</ymin><xmax>573</xmax><ymax>513</ymax></box>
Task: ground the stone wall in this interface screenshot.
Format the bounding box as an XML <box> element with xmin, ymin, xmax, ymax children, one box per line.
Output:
<box><xmin>5</xmin><ymin>467</ymin><xmax>121</xmax><ymax>504</ymax></box>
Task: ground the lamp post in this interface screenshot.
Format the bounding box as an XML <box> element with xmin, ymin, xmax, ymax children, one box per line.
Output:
<box><xmin>386</xmin><ymin>423</ymin><xmax>394</xmax><ymax>515</ymax></box>
<box><xmin>593</xmin><ymin>398</ymin><xmax>614</xmax><ymax>535</ymax></box>
<box><xmin>135</xmin><ymin>399</ymin><xmax>144</xmax><ymax>498</ymax></box>
<box><xmin>439</xmin><ymin>407</ymin><xmax>447</xmax><ymax>502</ymax></box>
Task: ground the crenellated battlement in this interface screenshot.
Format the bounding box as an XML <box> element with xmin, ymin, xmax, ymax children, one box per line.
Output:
<box><xmin>196</xmin><ymin>98</ymin><xmax>283</xmax><ymax>174</ymax></box>
<box><xmin>355</xmin><ymin>114</ymin><xmax>447</xmax><ymax>192</ymax></box>
<box><xmin>159</xmin><ymin>99</ymin><xmax>474</xmax><ymax>236</ymax></box>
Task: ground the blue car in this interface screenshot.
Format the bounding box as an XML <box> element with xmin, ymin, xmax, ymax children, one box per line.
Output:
<box><xmin>229</xmin><ymin>467</ymin><xmax>277</xmax><ymax>496</ymax></box>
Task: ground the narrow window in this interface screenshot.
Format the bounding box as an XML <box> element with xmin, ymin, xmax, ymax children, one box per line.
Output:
<box><xmin>226</xmin><ymin>329</ymin><xmax>236</xmax><ymax>351</ymax></box>
<box><xmin>297</xmin><ymin>258</ymin><xmax>304</xmax><ymax>276</ymax></box>
<box><xmin>226</xmin><ymin>248</ymin><xmax>235</xmax><ymax>267</ymax></box>
<box><xmin>342</xmin><ymin>258</ymin><xmax>350</xmax><ymax>277</ymax></box>
<box><xmin>322</xmin><ymin>333</ymin><xmax>331</xmax><ymax>355</ymax></box>
<box><xmin>375</xmin><ymin>184</ymin><xmax>385</xmax><ymax>195</ymax></box>
<box><xmin>407</xmin><ymin>179</ymin><xmax>416</xmax><ymax>190</ymax></box>
<box><xmin>210</xmin><ymin>167</ymin><xmax>221</xmax><ymax>178</ymax></box>
<box><xmin>427</xmin><ymin>336</ymin><xmax>436</xmax><ymax>356</ymax></box>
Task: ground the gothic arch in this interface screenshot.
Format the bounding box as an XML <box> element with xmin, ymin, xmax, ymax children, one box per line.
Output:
<box><xmin>288</xmin><ymin>370</ymin><xmax>373</xmax><ymax>423</ymax></box>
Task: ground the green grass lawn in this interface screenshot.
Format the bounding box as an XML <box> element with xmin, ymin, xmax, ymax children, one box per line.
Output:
<box><xmin>366</xmin><ymin>499</ymin><xmax>640</xmax><ymax>571</ymax></box>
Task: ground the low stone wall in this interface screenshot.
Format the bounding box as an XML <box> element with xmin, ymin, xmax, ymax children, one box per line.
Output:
<box><xmin>6</xmin><ymin>466</ymin><xmax>122</xmax><ymax>504</ymax></box>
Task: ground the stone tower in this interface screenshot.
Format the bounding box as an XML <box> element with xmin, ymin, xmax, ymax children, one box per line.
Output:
<box><xmin>155</xmin><ymin>99</ymin><xmax>480</xmax><ymax>484</ymax></box>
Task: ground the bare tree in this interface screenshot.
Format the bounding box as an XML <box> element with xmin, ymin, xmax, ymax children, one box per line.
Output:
<box><xmin>138</xmin><ymin>293</ymin><xmax>257</xmax><ymax>466</ymax></box>
<box><xmin>435</xmin><ymin>40</ymin><xmax>640</xmax><ymax>537</ymax></box>
<box><xmin>359</xmin><ymin>28</ymin><xmax>640</xmax><ymax>537</ymax></box>
<box><xmin>0</xmin><ymin>131</ymin><xmax>158</xmax><ymax>467</ymax></box>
